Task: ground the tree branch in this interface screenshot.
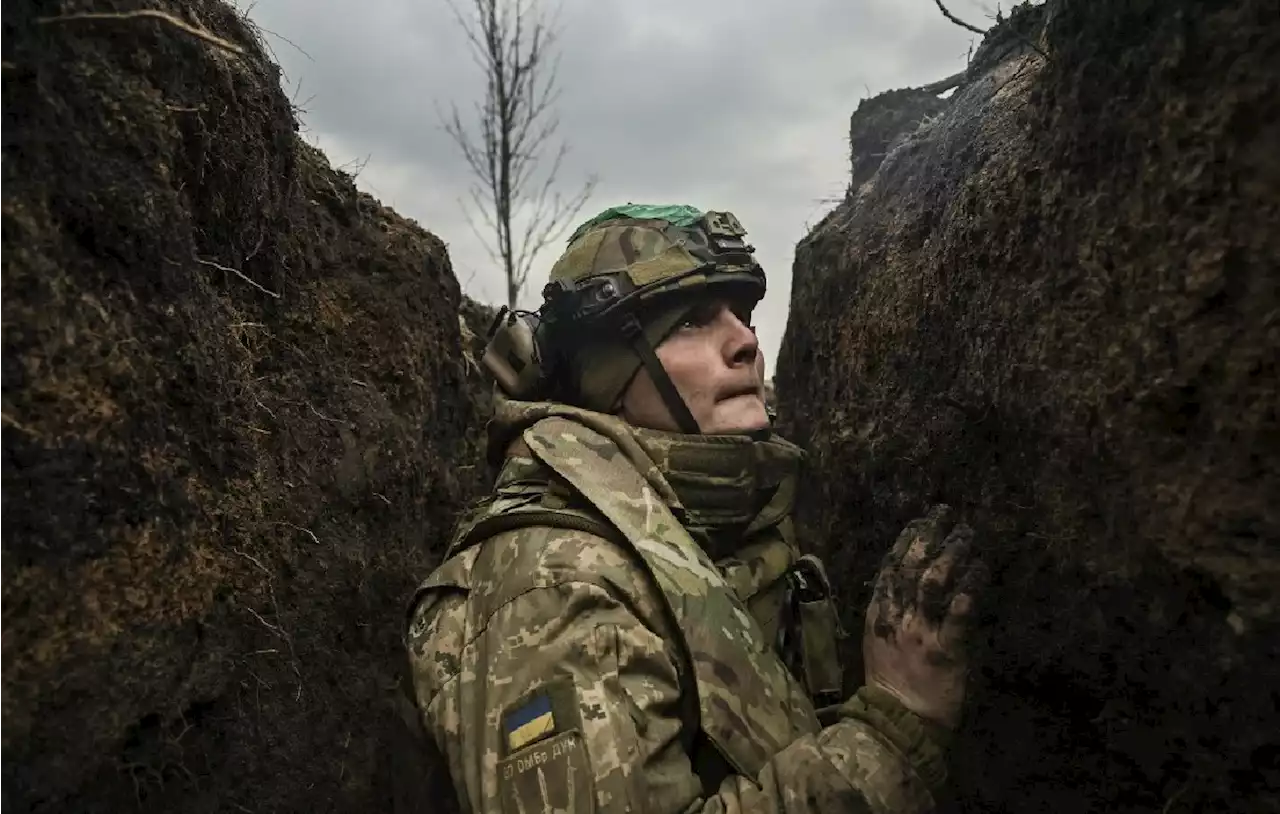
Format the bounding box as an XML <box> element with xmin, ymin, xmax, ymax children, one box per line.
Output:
<box><xmin>35</xmin><ymin>9</ymin><xmax>246</xmax><ymax>54</ymax></box>
<box><xmin>932</xmin><ymin>0</ymin><xmax>988</xmax><ymax>36</ymax></box>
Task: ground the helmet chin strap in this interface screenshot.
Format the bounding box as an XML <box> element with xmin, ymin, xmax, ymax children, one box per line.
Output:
<box><xmin>621</xmin><ymin>314</ymin><xmax>702</xmax><ymax>435</ymax></box>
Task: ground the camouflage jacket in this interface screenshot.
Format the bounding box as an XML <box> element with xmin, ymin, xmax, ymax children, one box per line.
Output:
<box><xmin>406</xmin><ymin>397</ymin><xmax>951</xmax><ymax>813</ymax></box>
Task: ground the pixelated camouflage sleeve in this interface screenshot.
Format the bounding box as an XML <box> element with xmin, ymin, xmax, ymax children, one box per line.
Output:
<box><xmin>409</xmin><ymin>568</ymin><xmax>947</xmax><ymax>814</ymax></box>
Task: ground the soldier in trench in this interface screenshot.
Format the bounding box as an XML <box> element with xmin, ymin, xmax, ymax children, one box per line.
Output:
<box><xmin>405</xmin><ymin>204</ymin><xmax>987</xmax><ymax>813</ymax></box>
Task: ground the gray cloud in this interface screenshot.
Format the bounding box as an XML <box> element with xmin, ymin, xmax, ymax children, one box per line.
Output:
<box><xmin>243</xmin><ymin>0</ymin><xmax>985</xmax><ymax>368</ymax></box>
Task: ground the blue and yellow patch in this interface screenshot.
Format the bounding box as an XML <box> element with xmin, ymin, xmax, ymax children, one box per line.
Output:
<box><xmin>503</xmin><ymin>692</ymin><xmax>557</xmax><ymax>752</ymax></box>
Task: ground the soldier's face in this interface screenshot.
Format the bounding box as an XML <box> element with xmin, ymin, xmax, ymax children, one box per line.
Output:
<box><xmin>619</xmin><ymin>297</ymin><xmax>768</xmax><ymax>434</ymax></box>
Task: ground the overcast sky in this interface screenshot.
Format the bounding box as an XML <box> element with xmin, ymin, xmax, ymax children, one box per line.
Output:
<box><xmin>241</xmin><ymin>0</ymin><xmax>987</xmax><ymax>370</ymax></box>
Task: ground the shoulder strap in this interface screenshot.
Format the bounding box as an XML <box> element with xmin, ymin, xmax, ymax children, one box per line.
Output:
<box><xmin>457</xmin><ymin>507</ymin><xmax>623</xmax><ymax>553</ymax></box>
<box><xmin>520</xmin><ymin>418</ymin><xmax>707</xmax><ymax>762</ymax></box>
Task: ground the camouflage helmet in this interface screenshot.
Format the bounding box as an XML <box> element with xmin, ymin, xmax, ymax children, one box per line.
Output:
<box><xmin>542</xmin><ymin>204</ymin><xmax>766</xmax><ymax>427</ymax></box>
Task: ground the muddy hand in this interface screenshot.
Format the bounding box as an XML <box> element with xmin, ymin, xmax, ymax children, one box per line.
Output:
<box><xmin>863</xmin><ymin>504</ymin><xmax>988</xmax><ymax>730</ymax></box>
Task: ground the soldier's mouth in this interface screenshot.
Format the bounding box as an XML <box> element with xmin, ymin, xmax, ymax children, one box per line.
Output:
<box><xmin>720</xmin><ymin>385</ymin><xmax>761</xmax><ymax>401</ymax></box>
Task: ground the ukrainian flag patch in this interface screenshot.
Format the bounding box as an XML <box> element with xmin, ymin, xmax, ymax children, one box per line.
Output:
<box><xmin>504</xmin><ymin>692</ymin><xmax>556</xmax><ymax>752</ymax></box>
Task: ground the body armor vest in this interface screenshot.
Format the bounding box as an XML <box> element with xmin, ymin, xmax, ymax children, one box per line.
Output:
<box><xmin>442</xmin><ymin>414</ymin><xmax>844</xmax><ymax>786</ymax></box>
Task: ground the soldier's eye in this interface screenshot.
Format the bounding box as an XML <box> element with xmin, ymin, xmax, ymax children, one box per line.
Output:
<box><xmin>678</xmin><ymin>303</ymin><xmax>718</xmax><ymax>331</ymax></box>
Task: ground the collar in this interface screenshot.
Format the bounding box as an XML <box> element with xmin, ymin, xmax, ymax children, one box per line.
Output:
<box><xmin>490</xmin><ymin>393</ymin><xmax>805</xmax><ymax>542</ymax></box>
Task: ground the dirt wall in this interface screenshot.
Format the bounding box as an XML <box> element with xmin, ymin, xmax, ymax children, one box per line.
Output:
<box><xmin>776</xmin><ymin>1</ymin><xmax>1278</xmax><ymax>811</ymax></box>
<box><xmin>2</xmin><ymin>1</ymin><xmax>475</xmax><ymax>810</ymax></box>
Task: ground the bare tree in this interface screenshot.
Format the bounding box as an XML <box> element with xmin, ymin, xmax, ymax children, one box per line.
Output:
<box><xmin>442</xmin><ymin>0</ymin><xmax>598</xmax><ymax>309</ymax></box>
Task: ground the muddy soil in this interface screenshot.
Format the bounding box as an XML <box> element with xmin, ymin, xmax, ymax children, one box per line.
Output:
<box><xmin>776</xmin><ymin>1</ymin><xmax>1279</xmax><ymax>811</ymax></box>
<box><xmin>3</xmin><ymin>1</ymin><xmax>477</xmax><ymax>810</ymax></box>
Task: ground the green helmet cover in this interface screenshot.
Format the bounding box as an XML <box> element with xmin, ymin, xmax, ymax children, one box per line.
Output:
<box><xmin>565</xmin><ymin>203</ymin><xmax>706</xmax><ymax>242</ymax></box>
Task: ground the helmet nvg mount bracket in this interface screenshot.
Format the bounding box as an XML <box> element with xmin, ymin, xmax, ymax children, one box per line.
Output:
<box><xmin>480</xmin><ymin>207</ymin><xmax>766</xmax><ymax>434</ymax></box>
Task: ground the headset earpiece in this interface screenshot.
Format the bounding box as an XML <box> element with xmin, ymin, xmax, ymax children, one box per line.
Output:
<box><xmin>481</xmin><ymin>306</ymin><xmax>554</xmax><ymax>400</ymax></box>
